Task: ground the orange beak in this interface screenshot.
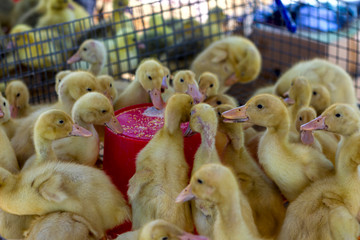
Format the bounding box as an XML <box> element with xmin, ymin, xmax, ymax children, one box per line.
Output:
<box><xmin>187</xmin><ymin>84</ymin><xmax>203</xmax><ymax>104</ymax></box>
<box><xmin>300</xmin><ymin>116</ymin><xmax>327</xmax><ymax>131</ymax></box>
<box><xmin>70</xmin><ymin>124</ymin><xmax>93</xmax><ymax>137</ymax></box>
<box><xmin>221</xmin><ymin>105</ymin><xmax>249</xmax><ymax>123</ymax></box>
<box><xmin>224</xmin><ymin>73</ymin><xmax>239</xmax><ymax>86</ymax></box>
<box><xmin>176</xmin><ymin>184</ymin><xmax>195</xmax><ymax>203</ymax></box>
<box><xmin>149</xmin><ymin>88</ymin><xmax>166</xmax><ymax>110</ymax></box>
<box><xmin>178</xmin><ymin>233</ymin><xmax>209</xmax><ymax>240</ymax></box>
<box><xmin>67</xmin><ymin>51</ymin><xmax>81</xmax><ymax>64</ymax></box>
<box><xmin>105</xmin><ymin>116</ymin><xmax>123</xmax><ymax>134</ymax></box>
<box><xmin>0</xmin><ymin>108</ymin><xmax>4</xmax><ymax>118</ymax></box>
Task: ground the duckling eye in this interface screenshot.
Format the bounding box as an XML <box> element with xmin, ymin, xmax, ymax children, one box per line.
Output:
<box><xmin>59</xmin><ymin>120</ymin><xmax>64</xmax><ymax>124</ymax></box>
<box><xmin>16</xmin><ymin>93</ymin><xmax>21</xmax><ymax>97</ymax></box>
<box><xmin>217</xmin><ymin>111</ymin><xmax>221</xmax><ymax>116</ymax></box>
<box><xmin>83</xmin><ymin>47</ymin><xmax>87</xmax><ymax>51</ymax></box>
<box><xmin>257</xmin><ymin>104</ymin><xmax>263</xmax><ymax>109</ymax></box>
<box><xmin>3</xmin><ymin>102</ymin><xmax>6</xmax><ymax>106</ymax></box>
<box><xmin>87</xmin><ymin>88</ymin><xmax>92</xmax><ymax>92</ymax></box>
<box><xmin>101</xmin><ymin>110</ymin><xmax>107</xmax><ymax>114</ymax></box>
<box><xmin>210</xmin><ymin>84</ymin><xmax>214</xmax><ymax>88</ymax></box>
<box><xmin>216</xmin><ymin>100</ymin><xmax>222</xmax><ymax>105</ymax></box>
<box><xmin>299</xmin><ymin>116</ymin><xmax>303</xmax><ymax>121</ymax></box>
<box><xmin>161</xmin><ymin>237</ymin><xmax>168</xmax><ymax>240</ymax></box>
<box><xmin>180</xmin><ymin>78</ymin><xmax>184</xmax><ymax>83</ymax></box>
<box><xmin>313</xmin><ymin>91</ymin><xmax>317</xmax><ymax>96</ymax></box>
<box><xmin>148</xmin><ymin>76</ymin><xmax>152</xmax><ymax>80</ymax></box>
<box><xmin>190</xmin><ymin>101</ymin><xmax>193</xmax><ymax>105</ymax></box>
<box><xmin>335</xmin><ymin>113</ymin><xmax>341</xmax><ymax>118</ymax></box>
<box><xmin>166</xmin><ymin>74</ymin><xmax>169</xmax><ymax>78</ymax></box>
<box><xmin>110</xmin><ymin>83</ymin><xmax>112</xmax><ymax>88</ymax></box>
<box><xmin>197</xmin><ymin>179</ymin><xmax>203</xmax><ymax>184</ymax></box>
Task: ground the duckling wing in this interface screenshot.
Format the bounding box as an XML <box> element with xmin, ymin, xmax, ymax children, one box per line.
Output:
<box><xmin>128</xmin><ymin>168</ymin><xmax>154</xmax><ymax>200</ymax></box>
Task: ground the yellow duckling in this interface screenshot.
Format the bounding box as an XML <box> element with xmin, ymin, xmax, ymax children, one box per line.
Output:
<box><xmin>176</xmin><ymin>163</ymin><xmax>264</xmax><ymax>240</ymax></box>
<box><xmin>216</xmin><ymin>104</ymin><xmax>285</xmax><ymax>238</ymax></box>
<box><xmin>55</xmin><ymin>70</ymin><xmax>72</xmax><ymax>94</ymax></box>
<box><xmin>23</xmin><ymin>109</ymin><xmax>92</xmax><ymax>169</ymax></box>
<box><xmin>0</xmin><ymin>94</ymin><xmax>17</xmax><ymax>140</ymax></box>
<box><xmin>114</xmin><ymin>58</ymin><xmax>166</xmax><ymax>110</ymax></box>
<box><xmin>203</xmin><ymin>7</ymin><xmax>227</xmax><ymax>47</ymax></box>
<box><xmin>36</xmin><ymin>0</ymin><xmax>75</xmax><ymax>29</ymax></box>
<box><xmin>162</xmin><ymin>70</ymin><xmax>203</xmax><ymax>104</ymax></box>
<box><xmin>5</xmin><ymin>80</ymin><xmax>42</xmax><ymax>118</ymax></box>
<box><xmin>191</xmin><ymin>36</ymin><xmax>262</xmax><ymax>93</ymax></box>
<box><xmin>274</xmin><ymin>58</ymin><xmax>357</xmax><ymax>113</ymax></box>
<box><xmin>128</xmin><ymin>94</ymin><xmax>194</xmax><ymax>232</ymax></box>
<box><xmin>309</xmin><ymin>84</ymin><xmax>331</xmax><ymax>115</ymax></box>
<box><xmin>198</xmin><ymin>72</ymin><xmax>219</xmax><ymax>101</ymax></box>
<box><xmin>278</xmin><ymin>103</ymin><xmax>360</xmax><ymax>240</ymax></box>
<box><xmin>189</xmin><ymin>103</ymin><xmax>221</xmax><ymax>238</ymax></box>
<box><xmin>96</xmin><ymin>75</ymin><xmax>118</xmax><ymax>104</ymax></box>
<box><xmin>222</xmin><ymin>94</ymin><xmax>334</xmax><ymax>201</ymax></box>
<box><xmin>204</xmin><ymin>94</ymin><xmax>238</xmax><ymax>107</ymax></box>
<box><xmin>52</xmin><ymin>92</ymin><xmax>122</xmax><ymax>166</ymax></box>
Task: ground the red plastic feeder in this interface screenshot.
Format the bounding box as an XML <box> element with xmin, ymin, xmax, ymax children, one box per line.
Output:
<box><xmin>103</xmin><ymin>103</ymin><xmax>201</xmax><ymax>236</ymax></box>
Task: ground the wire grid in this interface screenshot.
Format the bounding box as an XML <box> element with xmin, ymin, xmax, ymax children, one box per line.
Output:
<box><xmin>1</xmin><ymin>0</ymin><xmax>360</xmax><ymax>104</ymax></box>
<box><xmin>0</xmin><ymin>0</ymin><xmax>245</xmax><ymax>103</ymax></box>
<box><xmin>228</xmin><ymin>0</ymin><xmax>360</xmax><ymax>104</ymax></box>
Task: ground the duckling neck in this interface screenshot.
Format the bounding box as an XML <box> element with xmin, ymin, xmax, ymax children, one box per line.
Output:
<box><xmin>73</xmin><ymin>115</ymin><xmax>93</xmax><ymax>131</ymax></box>
<box><xmin>89</xmin><ymin>61</ymin><xmax>104</xmax><ymax>76</ymax></box>
<box><xmin>216</xmin><ymin>190</ymin><xmax>246</xmax><ymax>236</ymax></box>
<box><xmin>224</xmin><ymin>124</ymin><xmax>244</xmax><ymax>151</ymax></box>
<box><xmin>34</xmin><ymin>135</ymin><xmax>57</xmax><ymax>163</ymax></box>
<box><xmin>164</xmin><ymin>110</ymin><xmax>183</xmax><ymax>135</ymax></box>
<box><xmin>193</xmin><ymin>131</ymin><xmax>219</xmax><ymax>172</ymax></box>
<box><xmin>336</xmin><ymin>135</ymin><xmax>360</xmax><ymax>184</ymax></box>
<box><xmin>266</xmin><ymin>117</ymin><xmax>290</xmax><ymax>142</ymax></box>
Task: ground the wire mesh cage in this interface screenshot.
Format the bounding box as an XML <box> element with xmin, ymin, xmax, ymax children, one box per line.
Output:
<box><xmin>1</xmin><ymin>0</ymin><xmax>360</xmax><ymax>104</ymax></box>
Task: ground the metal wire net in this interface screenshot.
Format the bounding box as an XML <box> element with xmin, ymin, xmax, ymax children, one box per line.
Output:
<box><xmin>0</xmin><ymin>0</ymin><xmax>359</xmax><ymax>104</ymax></box>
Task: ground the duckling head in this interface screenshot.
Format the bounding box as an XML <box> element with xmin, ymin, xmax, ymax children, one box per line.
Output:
<box><xmin>198</xmin><ymin>72</ymin><xmax>219</xmax><ymax>101</ymax></box>
<box><xmin>35</xmin><ymin>109</ymin><xmax>92</xmax><ymax>141</ymax></box>
<box><xmin>301</xmin><ymin>103</ymin><xmax>360</xmax><ymax>137</ymax></box>
<box><xmin>67</xmin><ymin>40</ymin><xmax>106</xmax><ymax>65</ymax></box>
<box><xmin>222</xmin><ymin>94</ymin><xmax>287</xmax><ymax>128</ymax></box>
<box><xmin>0</xmin><ymin>94</ymin><xmax>11</xmax><ymax>124</ymax></box>
<box><xmin>58</xmin><ymin>71</ymin><xmax>99</xmax><ymax>104</ymax></box>
<box><xmin>310</xmin><ymin>85</ymin><xmax>331</xmax><ymax>115</ymax></box>
<box><xmin>190</xmin><ymin>103</ymin><xmax>217</xmax><ymax>145</ymax></box>
<box><xmin>72</xmin><ymin>92</ymin><xmax>123</xmax><ymax>134</ymax></box>
<box><xmin>49</xmin><ymin>0</ymin><xmax>72</xmax><ymax>10</ymax></box>
<box><xmin>55</xmin><ymin>70</ymin><xmax>72</xmax><ymax>94</ymax></box>
<box><xmin>5</xmin><ymin>80</ymin><xmax>30</xmax><ymax>118</ymax></box>
<box><xmin>204</xmin><ymin>94</ymin><xmax>237</xmax><ymax>107</ymax></box>
<box><xmin>173</xmin><ymin>70</ymin><xmax>203</xmax><ymax>104</ymax></box>
<box><xmin>140</xmin><ymin>219</ymin><xmax>208</xmax><ymax>240</ymax></box>
<box><xmin>176</xmin><ymin>163</ymin><xmax>237</xmax><ymax>204</ymax></box>
<box><xmin>137</xmin><ymin>59</ymin><xmax>167</xmax><ymax>110</ymax></box>
<box><xmin>296</xmin><ymin>107</ymin><xmax>317</xmax><ymax>133</ymax></box>
<box><xmin>96</xmin><ymin>75</ymin><xmax>118</xmax><ymax>104</ymax></box>
<box><xmin>164</xmin><ymin>94</ymin><xmax>193</xmax><ymax>134</ymax></box>
<box><xmin>284</xmin><ymin>76</ymin><xmax>311</xmax><ymax>106</ymax></box>
<box><xmin>161</xmin><ymin>66</ymin><xmax>171</xmax><ymax>92</ymax></box>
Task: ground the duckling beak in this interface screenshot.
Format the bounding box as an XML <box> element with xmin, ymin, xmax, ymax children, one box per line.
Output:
<box><xmin>103</xmin><ymin>90</ymin><xmax>113</xmax><ymax>105</ymax></box>
<box><xmin>187</xmin><ymin>84</ymin><xmax>203</xmax><ymax>104</ymax></box>
<box><xmin>300</xmin><ymin>116</ymin><xmax>327</xmax><ymax>131</ymax></box>
<box><xmin>10</xmin><ymin>104</ymin><xmax>18</xmax><ymax>118</ymax></box>
<box><xmin>199</xmin><ymin>88</ymin><xmax>208</xmax><ymax>102</ymax></box>
<box><xmin>224</xmin><ymin>73</ymin><xmax>238</xmax><ymax>86</ymax></box>
<box><xmin>221</xmin><ymin>105</ymin><xmax>249</xmax><ymax>123</ymax></box>
<box><xmin>67</xmin><ymin>51</ymin><xmax>81</xmax><ymax>64</ymax></box>
<box><xmin>284</xmin><ymin>97</ymin><xmax>295</xmax><ymax>105</ymax></box>
<box><xmin>176</xmin><ymin>184</ymin><xmax>195</xmax><ymax>203</ymax></box>
<box><xmin>105</xmin><ymin>116</ymin><xmax>123</xmax><ymax>134</ymax></box>
<box><xmin>149</xmin><ymin>88</ymin><xmax>166</xmax><ymax>110</ymax></box>
<box><xmin>0</xmin><ymin>109</ymin><xmax>4</xmax><ymax>118</ymax></box>
<box><xmin>178</xmin><ymin>233</ymin><xmax>209</xmax><ymax>240</ymax></box>
<box><xmin>70</xmin><ymin>124</ymin><xmax>93</xmax><ymax>137</ymax></box>
<box><xmin>161</xmin><ymin>76</ymin><xmax>168</xmax><ymax>92</ymax></box>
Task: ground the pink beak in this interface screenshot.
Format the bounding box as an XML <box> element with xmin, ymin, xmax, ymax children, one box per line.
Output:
<box><xmin>187</xmin><ymin>84</ymin><xmax>203</xmax><ymax>104</ymax></box>
<box><xmin>222</xmin><ymin>105</ymin><xmax>249</xmax><ymax>122</ymax></box>
<box><xmin>10</xmin><ymin>104</ymin><xmax>18</xmax><ymax>118</ymax></box>
<box><xmin>300</xmin><ymin>116</ymin><xmax>327</xmax><ymax>131</ymax></box>
<box><xmin>105</xmin><ymin>116</ymin><xmax>123</xmax><ymax>134</ymax></box>
<box><xmin>284</xmin><ymin>97</ymin><xmax>295</xmax><ymax>105</ymax></box>
<box><xmin>70</xmin><ymin>124</ymin><xmax>93</xmax><ymax>137</ymax></box>
<box><xmin>67</xmin><ymin>51</ymin><xmax>81</xmax><ymax>64</ymax></box>
<box><xmin>161</xmin><ymin>76</ymin><xmax>168</xmax><ymax>91</ymax></box>
<box><xmin>300</xmin><ymin>130</ymin><xmax>315</xmax><ymax>145</ymax></box>
<box><xmin>149</xmin><ymin>88</ymin><xmax>166</xmax><ymax>110</ymax></box>
<box><xmin>176</xmin><ymin>184</ymin><xmax>195</xmax><ymax>203</ymax></box>
<box><xmin>103</xmin><ymin>90</ymin><xmax>113</xmax><ymax>105</ymax></box>
<box><xmin>178</xmin><ymin>233</ymin><xmax>209</xmax><ymax>240</ymax></box>
<box><xmin>224</xmin><ymin>73</ymin><xmax>239</xmax><ymax>86</ymax></box>
<box><xmin>0</xmin><ymin>109</ymin><xmax>4</xmax><ymax>118</ymax></box>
